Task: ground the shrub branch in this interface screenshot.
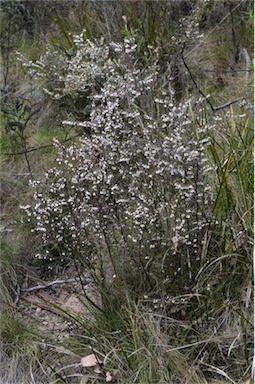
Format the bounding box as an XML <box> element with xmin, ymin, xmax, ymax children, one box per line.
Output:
<box><xmin>181</xmin><ymin>49</ymin><xmax>243</xmax><ymax>112</ymax></box>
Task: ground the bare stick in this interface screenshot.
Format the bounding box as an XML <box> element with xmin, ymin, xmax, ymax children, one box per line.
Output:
<box><xmin>213</xmin><ymin>97</ymin><xmax>242</xmax><ymax>112</ymax></box>
<box><xmin>21</xmin><ymin>277</ymin><xmax>93</xmax><ymax>293</ymax></box>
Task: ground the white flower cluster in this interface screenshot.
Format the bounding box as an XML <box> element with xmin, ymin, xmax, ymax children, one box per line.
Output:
<box><xmin>20</xmin><ymin>35</ymin><xmax>214</xmax><ymax>282</ymax></box>
<box><xmin>179</xmin><ymin>7</ymin><xmax>204</xmax><ymax>43</ymax></box>
<box><xmin>63</xmin><ymin>36</ymin><xmax>108</xmax><ymax>95</ymax></box>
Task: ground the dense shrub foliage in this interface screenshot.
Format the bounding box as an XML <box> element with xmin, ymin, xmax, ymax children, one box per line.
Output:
<box><xmin>20</xmin><ymin>34</ymin><xmax>216</xmax><ymax>296</ymax></box>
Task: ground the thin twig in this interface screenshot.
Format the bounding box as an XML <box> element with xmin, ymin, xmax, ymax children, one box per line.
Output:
<box><xmin>193</xmin><ymin>68</ymin><xmax>251</xmax><ymax>73</ymax></box>
<box><xmin>181</xmin><ymin>50</ymin><xmax>243</xmax><ymax>112</ymax></box>
<box><xmin>13</xmin><ymin>284</ymin><xmax>21</xmax><ymax>307</ymax></box>
<box><xmin>23</xmin><ymin>140</ymin><xmax>34</xmax><ymax>180</ymax></box>
<box><xmin>212</xmin><ymin>97</ymin><xmax>242</xmax><ymax>111</ymax></box>
<box><xmin>1</xmin><ymin>133</ymin><xmax>82</xmax><ymax>156</ymax></box>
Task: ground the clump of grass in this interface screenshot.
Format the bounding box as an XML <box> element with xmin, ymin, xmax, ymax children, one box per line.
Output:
<box><xmin>0</xmin><ymin>312</ymin><xmax>38</xmax><ymax>358</ymax></box>
<box><xmin>192</xmin><ymin>107</ymin><xmax>254</xmax><ymax>381</ymax></box>
<box><xmin>0</xmin><ymin>345</ymin><xmax>36</xmax><ymax>384</ymax></box>
<box><xmin>208</xmin><ymin>110</ymin><xmax>253</xmax><ymax>258</ymax></box>
<box><xmin>56</xmin><ymin>298</ymin><xmax>205</xmax><ymax>384</ymax></box>
<box><xmin>0</xmin><ymin>241</ymin><xmax>16</xmax><ymax>310</ymax></box>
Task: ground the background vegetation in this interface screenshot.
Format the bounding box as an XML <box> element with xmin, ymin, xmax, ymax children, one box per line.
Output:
<box><xmin>0</xmin><ymin>0</ymin><xmax>254</xmax><ymax>383</ymax></box>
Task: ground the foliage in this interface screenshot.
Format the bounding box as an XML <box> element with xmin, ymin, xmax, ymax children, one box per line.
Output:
<box><xmin>0</xmin><ymin>0</ymin><xmax>254</xmax><ymax>382</ymax></box>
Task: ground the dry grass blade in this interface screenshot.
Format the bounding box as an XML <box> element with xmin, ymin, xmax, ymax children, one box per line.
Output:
<box><xmin>202</xmin><ymin>363</ymin><xmax>237</xmax><ymax>384</ymax></box>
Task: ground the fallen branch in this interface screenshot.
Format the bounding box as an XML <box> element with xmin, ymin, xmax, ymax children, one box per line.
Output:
<box><xmin>21</xmin><ymin>277</ymin><xmax>93</xmax><ymax>293</ymax></box>
<box><xmin>22</xmin><ymin>292</ymin><xmax>70</xmax><ymax>319</ymax></box>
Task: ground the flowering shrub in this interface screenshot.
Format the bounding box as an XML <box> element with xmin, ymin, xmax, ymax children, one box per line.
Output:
<box><xmin>21</xmin><ymin>34</ymin><xmax>214</xmax><ymax>294</ymax></box>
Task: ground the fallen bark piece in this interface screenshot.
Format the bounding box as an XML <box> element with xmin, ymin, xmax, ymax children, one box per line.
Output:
<box><xmin>22</xmin><ymin>293</ymin><xmax>68</xmax><ymax>318</ymax></box>
<box><xmin>79</xmin><ymin>374</ymin><xmax>90</xmax><ymax>384</ymax></box>
<box><xmin>94</xmin><ymin>365</ymin><xmax>102</xmax><ymax>374</ymax></box>
<box><xmin>106</xmin><ymin>371</ymin><xmax>113</xmax><ymax>382</ymax></box>
<box><xmin>81</xmin><ymin>353</ymin><xmax>102</xmax><ymax>368</ymax></box>
<box><xmin>106</xmin><ymin>370</ymin><xmax>118</xmax><ymax>382</ymax></box>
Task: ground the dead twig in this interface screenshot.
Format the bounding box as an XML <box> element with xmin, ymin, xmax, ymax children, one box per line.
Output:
<box><xmin>20</xmin><ymin>277</ymin><xmax>93</xmax><ymax>293</ymax></box>
<box><xmin>1</xmin><ymin>133</ymin><xmax>82</xmax><ymax>156</ymax></box>
<box><xmin>181</xmin><ymin>49</ymin><xmax>243</xmax><ymax>112</ymax></box>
